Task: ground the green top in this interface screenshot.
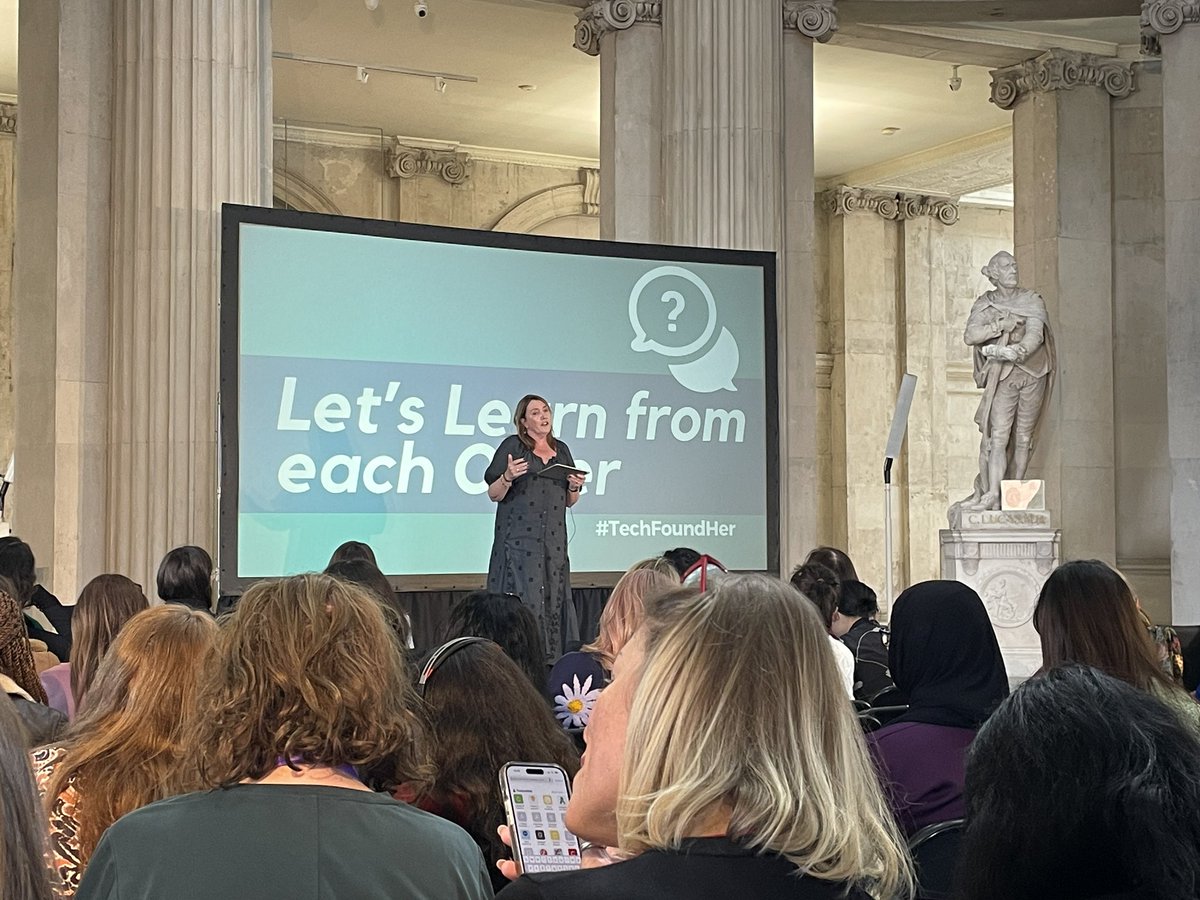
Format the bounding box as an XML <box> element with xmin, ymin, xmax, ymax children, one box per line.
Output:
<box><xmin>75</xmin><ymin>784</ymin><xmax>494</xmax><ymax>900</ymax></box>
<box><xmin>1150</xmin><ymin>680</ymin><xmax>1200</xmax><ymax>738</ymax></box>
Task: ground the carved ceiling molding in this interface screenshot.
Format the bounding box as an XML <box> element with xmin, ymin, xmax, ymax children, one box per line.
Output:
<box><xmin>783</xmin><ymin>1</ymin><xmax>838</xmax><ymax>43</ymax></box>
<box><xmin>388</xmin><ymin>144</ymin><xmax>472</xmax><ymax>185</ymax></box>
<box><xmin>989</xmin><ymin>49</ymin><xmax>1136</xmax><ymax>110</ymax></box>
<box><xmin>574</xmin><ymin>1</ymin><xmax>662</xmax><ymax>56</ymax></box>
<box><xmin>825</xmin><ymin>186</ymin><xmax>960</xmax><ymax>226</ymax></box>
<box><xmin>830</xmin><ymin>126</ymin><xmax>1012</xmax><ymax>200</ymax></box>
<box><xmin>0</xmin><ymin>103</ymin><xmax>15</xmax><ymax>135</ymax></box>
<box><xmin>492</xmin><ymin>168</ymin><xmax>601</xmax><ymax>234</ymax></box>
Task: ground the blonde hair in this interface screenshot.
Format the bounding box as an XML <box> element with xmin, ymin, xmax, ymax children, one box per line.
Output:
<box><xmin>45</xmin><ymin>605</ymin><xmax>218</xmax><ymax>863</ymax></box>
<box><xmin>629</xmin><ymin>556</ymin><xmax>680</xmax><ymax>580</ymax></box>
<box><xmin>617</xmin><ymin>574</ymin><xmax>913</xmax><ymax>899</ymax></box>
<box><xmin>582</xmin><ymin>567</ymin><xmax>677</xmax><ymax>671</ymax></box>
<box><xmin>186</xmin><ymin>573</ymin><xmax>428</xmax><ymax>789</ymax></box>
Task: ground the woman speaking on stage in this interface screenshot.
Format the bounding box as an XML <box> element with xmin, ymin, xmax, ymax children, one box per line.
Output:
<box><xmin>485</xmin><ymin>394</ymin><xmax>586</xmax><ymax>658</ymax></box>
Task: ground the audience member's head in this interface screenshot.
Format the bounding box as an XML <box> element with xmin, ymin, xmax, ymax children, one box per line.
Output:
<box><xmin>831</xmin><ymin>579</ymin><xmax>879</xmax><ymax>637</ymax></box>
<box><xmin>0</xmin><ymin>694</ymin><xmax>57</xmax><ymax>900</ymax></box>
<box><xmin>802</xmin><ymin>546</ymin><xmax>859</xmax><ymax>585</ymax></box>
<box><xmin>568</xmin><ymin>574</ymin><xmax>912</xmax><ymax>898</ymax></box>
<box><xmin>889</xmin><ymin>580</ymin><xmax>1008</xmax><ymax>728</ymax></box>
<box><xmin>628</xmin><ymin>555</ymin><xmax>680</xmax><ymax>580</ymax></box>
<box><xmin>958</xmin><ymin>665</ymin><xmax>1200</xmax><ymax>900</ymax></box>
<box><xmin>417</xmin><ymin>639</ymin><xmax>578</xmax><ymax>881</ymax></box>
<box><xmin>443</xmin><ymin>591</ymin><xmax>545</xmax><ymax>687</ymax></box>
<box><xmin>327</xmin><ymin>540</ymin><xmax>378</xmax><ymax>568</ymax></box>
<box><xmin>0</xmin><ymin>537</ymin><xmax>37</xmax><ymax>606</ymax></box>
<box><xmin>661</xmin><ymin>547</ymin><xmax>701</xmax><ymax>578</ymax></box>
<box><xmin>187</xmin><ymin>574</ymin><xmax>424</xmax><ymax>790</ymax></box>
<box><xmin>1034</xmin><ymin>559</ymin><xmax>1170</xmax><ymax>694</ymax></box>
<box><xmin>324</xmin><ymin>558</ymin><xmax>410</xmax><ymax>649</ymax></box>
<box><xmin>0</xmin><ymin>581</ymin><xmax>48</xmax><ymax>704</ymax></box>
<box><xmin>43</xmin><ymin>605</ymin><xmax>218</xmax><ymax>866</ymax></box>
<box><xmin>789</xmin><ymin>561</ymin><xmax>840</xmax><ymax>631</ymax></box>
<box><xmin>581</xmin><ymin>567</ymin><xmax>676</xmax><ymax>671</ymax></box>
<box><xmin>69</xmin><ymin>574</ymin><xmax>150</xmax><ymax>709</ymax></box>
<box><xmin>155</xmin><ymin>545</ymin><xmax>213</xmax><ymax>613</ymax></box>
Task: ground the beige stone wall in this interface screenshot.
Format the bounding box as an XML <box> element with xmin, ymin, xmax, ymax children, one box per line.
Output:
<box><xmin>0</xmin><ymin>125</ymin><xmax>13</xmax><ymax>490</ymax></box>
<box><xmin>1111</xmin><ymin>64</ymin><xmax>1170</xmax><ymax>622</ymax></box>
<box><xmin>818</xmin><ymin>201</ymin><xmax>1014</xmax><ymax>607</ymax></box>
<box><xmin>272</xmin><ymin>134</ymin><xmax>600</xmax><ymax>238</ymax></box>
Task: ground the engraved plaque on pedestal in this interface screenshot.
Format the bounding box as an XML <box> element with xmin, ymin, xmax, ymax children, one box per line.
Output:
<box><xmin>940</xmin><ymin>510</ymin><xmax>1061</xmax><ymax>680</ymax></box>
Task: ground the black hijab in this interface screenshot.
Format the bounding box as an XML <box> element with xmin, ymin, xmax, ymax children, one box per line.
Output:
<box><xmin>888</xmin><ymin>580</ymin><xmax>1009</xmax><ymax>729</ymax></box>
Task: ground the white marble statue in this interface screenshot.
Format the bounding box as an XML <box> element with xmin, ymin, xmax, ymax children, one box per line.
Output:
<box><xmin>953</xmin><ymin>251</ymin><xmax>1056</xmax><ymax>513</ymax></box>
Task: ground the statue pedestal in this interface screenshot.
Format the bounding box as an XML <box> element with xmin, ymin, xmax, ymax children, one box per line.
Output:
<box><xmin>940</xmin><ymin>509</ymin><xmax>1061</xmax><ymax>679</ymax></box>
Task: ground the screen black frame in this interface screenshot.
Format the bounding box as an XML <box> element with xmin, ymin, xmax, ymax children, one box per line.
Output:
<box><xmin>218</xmin><ymin>202</ymin><xmax>779</xmax><ymax>595</ymax></box>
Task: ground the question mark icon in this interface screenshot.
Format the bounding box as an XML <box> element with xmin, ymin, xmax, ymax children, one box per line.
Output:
<box><xmin>661</xmin><ymin>290</ymin><xmax>685</xmax><ymax>332</ymax></box>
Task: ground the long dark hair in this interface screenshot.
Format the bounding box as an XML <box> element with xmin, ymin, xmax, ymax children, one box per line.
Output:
<box><xmin>418</xmin><ymin>640</ymin><xmax>579</xmax><ymax>875</ymax></box>
<box><xmin>156</xmin><ymin>545</ymin><xmax>213</xmax><ymax>612</ymax></box>
<box><xmin>958</xmin><ymin>665</ymin><xmax>1200</xmax><ymax>900</ymax></box>
<box><xmin>70</xmin><ymin>574</ymin><xmax>150</xmax><ymax>709</ymax></box>
<box><xmin>0</xmin><ymin>694</ymin><xmax>57</xmax><ymax>899</ymax></box>
<box><xmin>1033</xmin><ymin>560</ymin><xmax>1173</xmax><ymax>694</ymax></box>
<box><xmin>443</xmin><ymin>591</ymin><xmax>546</xmax><ymax>687</ymax></box>
<box><xmin>802</xmin><ymin>546</ymin><xmax>858</xmax><ymax>585</ymax></box>
<box><xmin>324</xmin><ymin>558</ymin><xmax>411</xmax><ymax>649</ymax></box>
<box><xmin>789</xmin><ymin>562</ymin><xmax>839</xmax><ymax>629</ymax></box>
<box><xmin>513</xmin><ymin>394</ymin><xmax>557</xmax><ymax>453</ymax></box>
<box><xmin>327</xmin><ymin>541</ymin><xmax>377</xmax><ymax>567</ymax></box>
<box><xmin>0</xmin><ymin>537</ymin><xmax>36</xmax><ymax>606</ymax></box>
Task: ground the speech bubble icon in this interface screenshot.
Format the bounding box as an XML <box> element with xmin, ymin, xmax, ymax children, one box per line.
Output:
<box><xmin>668</xmin><ymin>327</ymin><xmax>740</xmax><ymax>393</ymax></box>
<box><xmin>629</xmin><ymin>266</ymin><xmax>717</xmax><ymax>357</ymax></box>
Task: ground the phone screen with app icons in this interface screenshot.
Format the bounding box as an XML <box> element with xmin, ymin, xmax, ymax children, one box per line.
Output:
<box><xmin>500</xmin><ymin>762</ymin><xmax>581</xmax><ymax>874</ymax></box>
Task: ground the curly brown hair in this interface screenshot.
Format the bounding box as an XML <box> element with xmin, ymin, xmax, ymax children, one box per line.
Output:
<box><xmin>185</xmin><ymin>573</ymin><xmax>428</xmax><ymax>789</ymax></box>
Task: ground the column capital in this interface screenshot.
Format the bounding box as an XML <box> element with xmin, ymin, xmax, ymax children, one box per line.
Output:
<box><xmin>574</xmin><ymin>1</ymin><xmax>662</xmax><ymax>56</ymax></box>
<box><xmin>990</xmin><ymin>49</ymin><xmax>1136</xmax><ymax>110</ymax></box>
<box><xmin>824</xmin><ymin>186</ymin><xmax>960</xmax><ymax>226</ymax></box>
<box><xmin>783</xmin><ymin>1</ymin><xmax>838</xmax><ymax>43</ymax></box>
<box><xmin>0</xmin><ymin>102</ymin><xmax>14</xmax><ymax>135</ymax></box>
<box><xmin>1142</xmin><ymin>0</ymin><xmax>1200</xmax><ymax>36</ymax></box>
<box><xmin>388</xmin><ymin>143</ymin><xmax>472</xmax><ymax>185</ymax></box>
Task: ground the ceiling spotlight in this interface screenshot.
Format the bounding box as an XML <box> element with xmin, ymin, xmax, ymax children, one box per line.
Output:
<box><xmin>365</xmin><ymin>0</ymin><xmax>379</xmax><ymax>9</ymax></box>
<box><xmin>356</xmin><ymin>66</ymin><xmax>369</xmax><ymax>84</ymax></box>
<box><xmin>881</xmin><ymin>126</ymin><xmax>901</xmax><ymax>135</ymax></box>
<box><xmin>434</xmin><ymin>76</ymin><xmax>447</xmax><ymax>94</ymax></box>
<box><xmin>518</xmin><ymin>84</ymin><xmax>537</xmax><ymax>92</ymax></box>
<box><xmin>948</xmin><ymin>65</ymin><xmax>963</xmax><ymax>92</ymax></box>
<box><xmin>414</xmin><ymin>0</ymin><xmax>429</xmax><ymax>17</ymax></box>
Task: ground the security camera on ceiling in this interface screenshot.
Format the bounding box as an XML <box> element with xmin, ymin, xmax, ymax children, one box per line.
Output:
<box><xmin>414</xmin><ymin>0</ymin><xmax>429</xmax><ymax>17</ymax></box>
<box><xmin>364</xmin><ymin>0</ymin><xmax>379</xmax><ymax>9</ymax></box>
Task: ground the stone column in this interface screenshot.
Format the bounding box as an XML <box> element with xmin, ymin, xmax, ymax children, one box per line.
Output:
<box><xmin>825</xmin><ymin>187</ymin><xmax>959</xmax><ymax>598</ymax></box>
<box><xmin>575</xmin><ymin>1</ymin><xmax>664</xmax><ymax>243</ymax></box>
<box><xmin>12</xmin><ymin>0</ymin><xmax>113</xmax><ymax>599</ymax></box>
<box><xmin>107</xmin><ymin>0</ymin><xmax>268</xmax><ymax>592</ymax></box>
<box><xmin>992</xmin><ymin>49</ymin><xmax>1135</xmax><ymax>564</ymax></box>
<box><xmin>1142</xmin><ymin>1</ymin><xmax>1200</xmax><ymax>623</ymax></box>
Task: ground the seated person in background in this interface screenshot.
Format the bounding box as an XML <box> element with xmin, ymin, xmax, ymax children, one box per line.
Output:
<box><xmin>32</xmin><ymin>605</ymin><xmax>217</xmax><ymax>896</ymax></box>
<box><xmin>789</xmin><ymin>563</ymin><xmax>855</xmax><ymax>700</ymax></box>
<box><xmin>1034</xmin><ymin>559</ymin><xmax>1200</xmax><ymax>735</ymax></box>
<box><xmin>957</xmin><ymin>666</ymin><xmax>1200</xmax><ymax>900</ymax></box>
<box><xmin>401</xmin><ymin>638</ymin><xmax>579</xmax><ymax>894</ymax></box>
<box><xmin>325</xmin><ymin>557</ymin><xmax>413</xmax><ymax>650</ymax></box>
<box><xmin>75</xmin><ymin>574</ymin><xmax>492</xmax><ymax>900</ymax></box>
<box><xmin>802</xmin><ymin>545</ymin><xmax>859</xmax><ymax>586</ymax></box>
<box><xmin>40</xmin><ymin>574</ymin><xmax>148</xmax><ymax>720</ymax></box>
<box><xmin>869</xmin><ymin>580</ymin><xmax>1008</xmax><ymax>837</ymax></box>
<box><xmin>830</xmin><ymin>580</ymin><xmax>896</xmax><ymax>702</ymax></box>
<box><xmin>496</xmin><ymin>574</ymin><xmax>912</xmax><ymax>900</ymax></box>
<box><xmin>155</xmin><ymin>545</ymin><xmax>214</xmax><ymax>614</ymax></box>
<box><xmin>0</xmin><ymin>580</ymin><xmax>66</xmax><ymax>747</ymax></box>
<box><xmin>661</xmin><ymin>547</ymin><xmax>700</xmax><ymax>579</ymax></box>
<box><xmin>444</xmin><ymin>590</ymin><xmax>547</xmax><ymax>688</ymax></box>
<box><xmin>0</xmin><ymin>693</ymin><xmax>59</xmax><ymax>900</ymax></box>
<box><xmin>0</xmin><ymin>537</ymin><xmax>73</xmax><ymax>662</ymax></box>
<box><xmin>326</xmin><ymin>539</ymin><xmax>378</xmax><ymax>567</ymax></box>
<box><xmin>546</xmin><ymin>566</ymin><xmax>677</xmax><ymax>731</ymax></box>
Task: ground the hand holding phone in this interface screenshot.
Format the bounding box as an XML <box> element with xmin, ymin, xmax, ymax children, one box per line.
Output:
<box><xmin>499</xmin><ymin>762</ymin><xmax>581</xmax><ymax>875</ymax></box>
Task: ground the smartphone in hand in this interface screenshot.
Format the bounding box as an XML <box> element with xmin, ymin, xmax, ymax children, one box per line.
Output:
<box><xmin>499</xmin><ymin>762</ymin><xmax>582</xmax><ymax>875</ymax></box>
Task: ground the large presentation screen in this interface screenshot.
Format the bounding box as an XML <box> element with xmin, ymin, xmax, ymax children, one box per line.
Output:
<box><xmin>219</xmin><ymin>204</ymin><xmax>778</xmax><ymax>592</ymax></box>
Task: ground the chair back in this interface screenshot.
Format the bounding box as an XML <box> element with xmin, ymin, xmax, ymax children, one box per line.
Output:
<box><xmin>857</xmin><ymin>711</ymin><xmax>882</xmax><ymax>733</ymax></box>
<box><xmin>907</xmin><ymin>818</ymin><xmax>964</xmax><ymax>900</ymax></box>
<box><xmin>868</xmin><ymin>704</ymin><xmax>909</xmax><ymax>726</ymax></box>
